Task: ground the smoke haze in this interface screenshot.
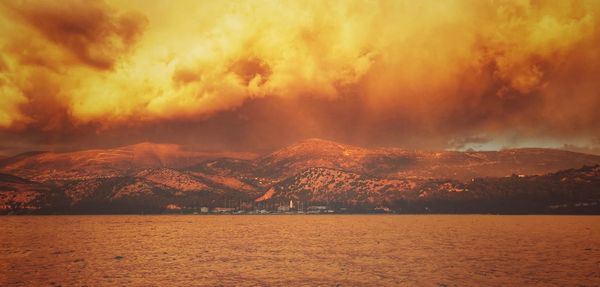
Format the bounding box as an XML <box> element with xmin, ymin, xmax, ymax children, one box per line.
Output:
<box><xmin>1</xmin><ymin>0</ymin><xmax>599</xmax><ymax>154</ymax></box>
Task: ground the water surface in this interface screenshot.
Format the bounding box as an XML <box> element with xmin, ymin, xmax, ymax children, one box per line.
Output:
<box><xmin>1</xmin><ymin>215</ymin><xmax>599</xmax><ymax>286</ymax></box>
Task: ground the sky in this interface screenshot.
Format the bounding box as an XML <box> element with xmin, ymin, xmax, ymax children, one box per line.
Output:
<box><xmin>0</xmin><ymin>0</ymin><xmax>599</xmax><ymax>155</ymax></box>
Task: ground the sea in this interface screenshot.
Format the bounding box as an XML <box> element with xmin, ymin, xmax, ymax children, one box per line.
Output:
<box><xmin>1</xmin><ymin>215</ymin><xmax>599</xmax><ymax>286</ymax></box>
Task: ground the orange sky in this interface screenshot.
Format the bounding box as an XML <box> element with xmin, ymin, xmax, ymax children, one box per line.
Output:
<box><xmin>0</xmin><ymin>0</ymin><xmax>599</xmax><ymax>154</ymax></box>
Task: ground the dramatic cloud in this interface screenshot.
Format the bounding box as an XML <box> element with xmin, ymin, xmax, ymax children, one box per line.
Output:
<box><xmin>2</xmin><ymin>0</ymin><xmax>147</xmax><ymax>69</ymax></box>
<box><xmin>0</xmin><ymin>0</ymin><xmax>599</xmax><ymax>153</ymax></box>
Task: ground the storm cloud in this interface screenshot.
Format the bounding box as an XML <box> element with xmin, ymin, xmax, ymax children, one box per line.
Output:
<box><xmin>0</xmin><ymin>0</ymin><xmax>599</xmax><ymax>154</ymax></box>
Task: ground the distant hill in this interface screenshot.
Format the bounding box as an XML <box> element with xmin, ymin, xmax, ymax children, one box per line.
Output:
<box><xmin>0</xmin><ymin>143</ymin><xmax>257</xmax><ymax>181</ymax></box>
<box><xmin>255</xmin><ymin>167</ymin><xmax>418</xmax><ymax>206</ymax></box>
<box><xmin>255</xmin><ymin>165</ymin><xmax>600</xmax><ymax>214</ymax></box>
<box><xmin>3</xmin><ymin>139</ymin><xmax>598</xmax><ymax>182</ymax></box>
<box><xmin>0</xmin><ymin>151</ymin><xmax>48</xmax><ymax>167</ymax></box>
<box><xmin>0</xmin><ymin>168</ymin><xmax>260</xmax><ymax>214</ymax></box>
<box><xmin>0</xmin><ymin>173</ymin><xmax>66</xmax><ymax>213</ymax></box>
<box><xmin>1</xmin><ymin>139</ymin><xmax>599</xmax><ymax>214</ymax></box>
<box><xmin>61</xmin><ymin>168</ymin><xmax>258</xmax><ymax>214</ymax></box>
<box><xmin>411</xmin><ymin>164</ymin><xmax>600</xmax><ymax>214</ymax></box>
<box><xmin>252</xmin><ymin>138</ymin><xmax>600</xmax><ymax>181</ymax></box>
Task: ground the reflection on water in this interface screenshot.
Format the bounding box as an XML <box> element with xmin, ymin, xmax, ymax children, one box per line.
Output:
<box><xmin>1</xmin><ymin>215</ymin><xmax>599</xmax><ymax>286</ymax></box>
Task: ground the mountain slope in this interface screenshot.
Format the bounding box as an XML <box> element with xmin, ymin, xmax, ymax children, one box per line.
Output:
<box><xmin>62</xmin><ymin>167</ymin><xmax>257</xmax><ymax>206</ymax></box>
<box><xmin>0</xmin><ymin>143</ymin><xmax>257</xmax><ymax>181</ymax></box>
<box><xmin>254</xmin><ymin>138</ymin><xmax>376</xmax><ymax>178</ymax></box>
<box><xmin>1</xmin><ymin>139</ymin><xmax>599</xmax><ymax>214</ymax></box>
<box><xmin>254</xmin><ymin>139</ymin><xmax>600</xmax><ymax>181</ymax></box>
<box><xmin>255</xmin><ymin>167</ymin><xmax>468</xmax><ymax>206</ymax></box>
<box><xmin>399</xmin><ymin>148</ymin><xmax>600</xmax><ymax>180</ymax></box>
<box><xmin>255</xmin><ymin>167</ymin><xmax>418</xmax><ymax>205</ymax></box>
<box><xmin>253</xmin><ymin>165</ymin><xmax>600</xmax><ymax>213</ymax></box>
<box><xmin>0</xmin><ymin>173</ymin><xmax>65</xmax><ymax>213</ymax></box>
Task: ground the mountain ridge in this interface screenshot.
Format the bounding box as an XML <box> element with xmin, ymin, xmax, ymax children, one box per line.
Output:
<box><xmin>0</xmin><ymin>143</ymin><xmax>257</xmax><ymax>181</ymax></box>
<box><xmin>1</xmin><ymin>138</ymin><xmax>600</xmax><ymax>214</ymax></box>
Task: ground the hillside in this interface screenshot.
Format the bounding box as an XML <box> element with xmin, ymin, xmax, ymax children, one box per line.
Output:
<box><xmin>0</xmin><ymin>143</ymin><xmax>257</xmax><ymax>181</ymax></box>
<box><xmin>64</xmin><ymin>168</ymin><xmax>258</xmax><ymax>212</ymax></box>
<box><xmin>0</xmin><ymin>173</ymin><xmax>66</xmax><ymax>212</ymax></box>
<box><xmin>255</xmin><ymin>167</ymin><xmax>418</xmax><ymax>206</ymax></box>
<box><xmin>3</xmin><ymin>139</ymin><xmax>598</xmax><ymax>183</ymax></box>
<box><xmin>253</xmin><ymin>139</ymin><xmax>600</xmax><ymax>181</ymax></box>
<box><xmin>253</xmin><ymin>165</ymin><xmax>600</xmax><ymax>213</ymax></box>
<box><xmin>1</xmin><ymin>139</ymin><xmax>599</xmax><ymax>214</ymax></box>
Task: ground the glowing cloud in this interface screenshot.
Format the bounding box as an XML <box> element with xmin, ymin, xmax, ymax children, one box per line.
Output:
<box><xmin>0</xmin><ymin>0</ymin><xmax>599</xmax><ymax>151</ymax></box>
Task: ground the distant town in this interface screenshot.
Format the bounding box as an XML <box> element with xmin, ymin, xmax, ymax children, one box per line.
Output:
<box><xmin>163</xmin><ymin>200</ymin><xmax>394</xmax><ymax>215</ymax></box>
